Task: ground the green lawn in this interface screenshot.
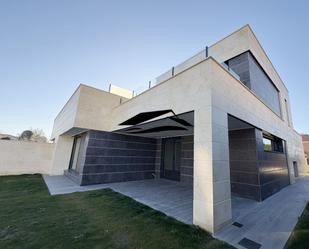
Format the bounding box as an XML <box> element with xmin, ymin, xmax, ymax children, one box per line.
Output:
<box><xmin>285</xmin><ymin>203</ymin><xmax>309</xmax><ymax>249</ymax></box>
<box><xmin>0</xmin><ymin>175</ymin><xmax>234</xmax><ymax>249</ymax></box>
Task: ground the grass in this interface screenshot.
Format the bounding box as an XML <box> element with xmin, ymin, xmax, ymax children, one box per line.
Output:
<box><xmin>0</xmin><ymin>175</ymin><xmax>234</xmax><ymax>249</ymax></box>
<box><xmin>285</xmin><ymin>203</ymin><xmax>309</xmax><ymax>249</ymax></box>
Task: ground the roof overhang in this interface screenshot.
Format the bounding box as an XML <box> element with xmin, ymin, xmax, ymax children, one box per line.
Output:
<box><xmin>115</xmin><ymin>110</ymin><xmax>194</xmax><ymax>138</ymax></box>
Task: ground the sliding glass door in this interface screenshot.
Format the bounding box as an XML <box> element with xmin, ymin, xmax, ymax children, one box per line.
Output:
<box><xmin>161</xmin><ymin>137</ymin><xmax>181</xmax><ymax>181</ymax></box>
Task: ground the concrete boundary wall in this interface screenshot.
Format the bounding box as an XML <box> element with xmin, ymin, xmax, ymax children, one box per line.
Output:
<box><xmin>0</xmin><ymin>140</ymin><xmax>55</xmax><ymax>175</ymax></box>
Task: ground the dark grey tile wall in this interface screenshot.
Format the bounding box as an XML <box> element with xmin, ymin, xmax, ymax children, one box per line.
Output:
<box><xmin>229</xmin><ymin>128</ymin><xmax>260</xmax><ymax>201</ymax></box>
<box><xmin>68</xmin><ymin>130</ymin><xmax>193</xmax><ymax>185</ymax></box>
<box><xmin>229</xmin><ymin>128</ymin><xmax>290</xmax><ymax>201</ymax></box>
<box><xmin>80</xmin><ymin>130</ymin><xmax>157</xmax><ymax>185</ymax></box>
<box><xmin>180</xmin><ymin>135</ymin><xmax>194</xmax><ymax>184</ymax></box>
<box><xmin>255</xmin><ymin>131</ymin><xmax>290</xmax><ymax>200</ymax></box>
<box><xmin>155</xmin><ymin>139</ymin><xmax>162</xmax><ymax>178</ymax></box>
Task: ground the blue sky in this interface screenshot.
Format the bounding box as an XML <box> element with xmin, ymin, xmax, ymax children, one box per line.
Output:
<box><xmin>1</xmin><ymin>0</ymin><xmax>308</xmax><ymax>137</ymax></box>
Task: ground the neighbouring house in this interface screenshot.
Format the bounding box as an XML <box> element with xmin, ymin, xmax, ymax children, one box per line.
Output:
<box><xmin>49</xmin><ymin>25</ymin><xmax>306</xmax><ymax>233</ymax></box>
<box><xmin>0</xmin><ymin>133</ymin><xmax>18</xmax><ymax>140</ymax></box>
<box><xmin>301</xmin><ymin>134</ymin><xmax>309</xmax><ymax>165</ymax></box>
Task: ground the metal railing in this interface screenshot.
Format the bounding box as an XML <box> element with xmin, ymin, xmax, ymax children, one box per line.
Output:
<box><xmin>132</xmin><ymin>46</ymin><xmax>209</xmax><ymax>97</ymax></box>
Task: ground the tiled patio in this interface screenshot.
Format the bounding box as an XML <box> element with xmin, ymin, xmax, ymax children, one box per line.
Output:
<box><xmin>43</xmin><ymin>175</ymin><xmax>193</xmax><ymax>224</ymax></box>
<box><xmin>43</xmin><ymin>175</ymin><xmax>309</xmax><ymax>249</ymax></box>
<box><xmin>216</xmin><ymin>176</ymin><xmax>309</xmax><ymax>249</ymax></box>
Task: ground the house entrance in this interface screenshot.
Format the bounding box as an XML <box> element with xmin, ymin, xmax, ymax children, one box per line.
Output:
<box><xmin>161</xmin><ymin>137</ymin><xmax>181</xmax><ymax>181</ymax></box>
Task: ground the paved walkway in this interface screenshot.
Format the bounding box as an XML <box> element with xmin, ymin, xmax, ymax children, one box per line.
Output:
<box><xmin>215</xmin><ymin>176</ymin><xmax>309</xmax><ymax>249</ymax></box>
<box><xmin>43</xmin><ymin>175</ymin><xmax>193</xmax><ymax>224</ymax></box>
<box><xmin>43</xmin><ymin>175</ymin><xmax>309</xmax><ymax>249</ymax></box>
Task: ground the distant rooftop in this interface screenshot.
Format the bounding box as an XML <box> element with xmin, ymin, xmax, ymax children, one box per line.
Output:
<box><xmin>301</xmin><ymin>134</ymin><xmax>309</xmax><ymax>141</ymax></box>
<box><xmin>0</xmin><ymin>133</ymin><xmax>18</xmax><ymax>140</ymax></box>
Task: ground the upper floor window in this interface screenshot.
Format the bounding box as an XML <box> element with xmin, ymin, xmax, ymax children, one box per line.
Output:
<box><xmin>224</xmin><ymin>51</ymin><xmax>281</xmax><ymax>117</ymax></box>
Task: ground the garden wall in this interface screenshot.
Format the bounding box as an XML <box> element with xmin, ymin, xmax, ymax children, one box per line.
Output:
<box><xmin>0</xmin><ymin>140</ymin><xmax>55</xmax><ymax>175</ymax></box>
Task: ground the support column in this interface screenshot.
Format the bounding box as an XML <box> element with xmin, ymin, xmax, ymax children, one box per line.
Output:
<box><xmin>193</xmin><ymin>107</ymin><xmax>214</xmax><ymax>232</ymax></box>
<box><xmin>211</xmin><ymin>107</ymin><xmax>232</xmax><ymax>232</ymax></box>
<box><xmin>193</xmin><ymin>107</ymin><xmax>232</xmax><ymax>233</ymax></box>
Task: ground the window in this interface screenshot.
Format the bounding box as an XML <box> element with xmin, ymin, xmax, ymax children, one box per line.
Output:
<box><xmin>263</xmin><ymin>134</ymin><xmax>284</xmax><ymax>153</ymax></box>
<box><xmin>285</xmin><ymin>99</ymin><xmax>291</xmax><ymax>126</ymax></box>
<box><xmin>273</xmin><ymin>137</ymin><xmax>284</xmax><ymax>152</ymax></box>
<box><xmin>222</xmin><ymin>61</ymin><xmax>241</xmax><ymax>81</ymax></box>
<box><xmin>224</xmin><ymin>51</ymin><xmax>281</xmax><ymax>116</ymax></box>
<box><xmin>69</xmin><ymin>134</ymin><xmax>86</xmax><ymax>173</ymax></box>
<box><xmin>263</xmin><ymin>137</ymin><xmax>272</xmax><ymax>151</ymax></box>
<box><xmin>293</xmin><ymin>161</ymin><xmax>299</xmax><ymax>177</ymax></box>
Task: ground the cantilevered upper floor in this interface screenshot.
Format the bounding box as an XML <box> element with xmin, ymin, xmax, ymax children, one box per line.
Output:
<box><xmin>51</xmin><ymin>24</ymin><xmax>293</xmax><ymax>140</ymax></box>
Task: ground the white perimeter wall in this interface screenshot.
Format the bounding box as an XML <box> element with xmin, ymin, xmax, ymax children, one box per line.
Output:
<box><xmin>0</xmin><ymin>140</ymin><xmax>55</xmax><ymax>175</ymax></box>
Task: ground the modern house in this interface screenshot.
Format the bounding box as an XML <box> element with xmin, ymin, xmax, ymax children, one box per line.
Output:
<box><xmin>49</xmin><ymin>25</ymin><xmax>306</xmax><ymax>233</ymax></box>
<box><xmin>0</xmin><ymin>133</ymin><xmax>18</xmax><ymax>140</ymax></box>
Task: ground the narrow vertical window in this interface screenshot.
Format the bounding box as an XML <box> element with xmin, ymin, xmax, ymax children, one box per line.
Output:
<box><xmin>285</xmin><ymin>99</ymin><xmax>290</xmax><ymax>126</ymax></box>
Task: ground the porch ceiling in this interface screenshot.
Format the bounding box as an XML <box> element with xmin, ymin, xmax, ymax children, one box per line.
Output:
<box><xmin>115</xmin><ymin>111</ymin><xmax>194</xmax><ymax>138</ymax></box>
<box><xmin>61</xmin><ymin>127</ymin><xmax>89</xmax><ymax>137</ymax></box>
<box><xmin>228</xmin><ymin>115</ymin><xmax>255</xmax><ymax>131</ymax></box>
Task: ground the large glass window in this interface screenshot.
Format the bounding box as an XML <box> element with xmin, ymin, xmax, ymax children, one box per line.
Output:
<box><xmin>225</xmin><ymin>51</ymin><xmax>281</xmax><ymax>116</ymax></box>
<box><xmin>248</xmin><ymin>53</ymin><xmax>281</xmax><ymax>116</ymax></box>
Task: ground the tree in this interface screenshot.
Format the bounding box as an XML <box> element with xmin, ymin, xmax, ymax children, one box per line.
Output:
<box><xmin>19</xmin><ymin>130</ymin><xmax>33</xmax><ymax>140</ymax></box>
<box><xmin>31</xmin><ymin>128</ymin><xmax>47</xmax><ymax>143</ymax></box>
<box><xmin>18</xmin><ymin>128</ymin><xmax>48</xmax><ymax>142</ymax></box>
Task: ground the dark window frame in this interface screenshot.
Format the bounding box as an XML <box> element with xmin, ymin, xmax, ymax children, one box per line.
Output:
<box><xmin>263</xmin><ymin>136</ymin><xmax>272</xmax><ymax>151</ymax></box>
<box><xmin>69</xmin><ymin>135</ymin><xmax>83</xmax><ymax>171</ymax></box>
<box><xmin>263</xmin><ymin>133</ymin><xmax>284</xmax><ymax>153</ymax></box>
<box><xmin>69</xmin><ymin>136</ymin><xmax>78</xmax><ymax>170</ymax></box>
<box><xmin>224</xmin><ymin>50</ymin><xmax>282</xmax><ymax>117</ymax></box>
<box><xmin>224</xmin><ymin>50</ymin><xmax>280</xmax><ymax>91</ymax></box>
